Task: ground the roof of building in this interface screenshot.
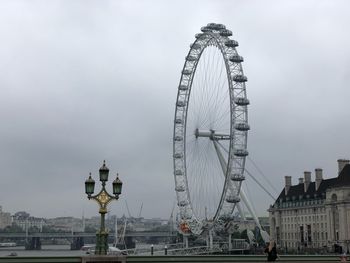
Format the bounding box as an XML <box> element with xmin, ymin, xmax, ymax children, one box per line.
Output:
<box><xmin>275</xmin><ymin>164</ymin><xmax>350</xmax><ymax>203</ymax></box>
<box><xmin>333</xmin><ymin>164</ymin><xmax>350</xmax><ymax>187</ymax></box>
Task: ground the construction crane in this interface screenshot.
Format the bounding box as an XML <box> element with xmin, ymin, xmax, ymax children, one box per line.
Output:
<box><xmin>124</xmin><ymin>200</ymin><xmax>133</xmax><ymax>218</ymax></box>
<box><xmin>137</xmin><ymin>203</ymin><xmax>143</xmax><ymax>218</ymax></box>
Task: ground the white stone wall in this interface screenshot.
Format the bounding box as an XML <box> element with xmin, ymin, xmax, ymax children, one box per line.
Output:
<box><xmin>0</xmin><ymin>211</ymin><xmax>11</xmax><ymax>229</ymax></box>
<box><xmin>270</xmin><ymin>205</ymin><xmax>329</xmax><ymax>248</ymax></box>
<box><xmin>270</xmin><ymin>186</ymin><xmax>350</xmax><ymax>250</ymax></box>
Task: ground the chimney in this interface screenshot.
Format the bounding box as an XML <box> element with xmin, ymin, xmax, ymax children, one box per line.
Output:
<box><xmin>315</xmin><ymin>168</ymin><xmax>323</xmax><ymax>191</ymax></box>
<box><xmin>304</xmin><ymin>171</ymin><xmax>311</xmax><ymax>192</ymax></box>
<box><xmin>285</xmin><ymin>176</ymin><xmax>292</xmax><ymax>195</ymax></box>
<box><xmin>337</xmin><ymin>159</ymin><xmax>349</xmax><ymax>174</ymax></box>
<box><xmin>298</xmin><ymin>178</ymin><xmax>304</xmax><ymax>184</ymax></box>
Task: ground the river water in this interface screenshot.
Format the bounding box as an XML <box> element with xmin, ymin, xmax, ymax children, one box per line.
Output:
<box><xmin>0</xmin><ymin>244</ymin><xmax>87</xmax><ymax>257</ymax></box>
<box><xmin>0</xmin><ymin>243</ymin><xmax>163</xmax><ymax>257</ymax></box>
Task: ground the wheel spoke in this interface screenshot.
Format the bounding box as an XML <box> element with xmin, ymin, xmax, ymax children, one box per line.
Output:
<box><xmin>173</xmin><ymin>24</ymin><xmax>249</xmax><ymax>235</ymax></box>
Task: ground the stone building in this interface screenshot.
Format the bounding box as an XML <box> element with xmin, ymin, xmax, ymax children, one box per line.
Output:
<box><xmin>268</xmin><ymin>159</ymin><xmax>350</xmax><ymax>251</ymax></box>
<box><xmin>0</xmin><ymin>206</ymin><xmax>12</xmax><ymax>229</ymax></box>
<box><xmin>46</xmin><ymin>217</ymin><xmax>83</xmax><ymax>232</ymax></box>
<box><xmin>13</xmin><ymin>211</ymin><xmax>45</xmax><ymax>231</ymax></box>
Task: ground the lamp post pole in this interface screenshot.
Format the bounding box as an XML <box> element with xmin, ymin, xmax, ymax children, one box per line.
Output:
<box><xmin>85</xmin><ymin>161</ymin><xmax>123</xmax><ymax>255</ymax></box>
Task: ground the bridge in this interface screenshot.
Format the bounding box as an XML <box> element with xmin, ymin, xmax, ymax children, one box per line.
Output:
<box><xmin>0</xmin><ymin>231</ymin><xmax>177</xmax><ymax>251</ymax></box>
<box><xmin>0</xmin><ymin>231</ymin><xmax>176</xmax><ymax>239</ymax></box>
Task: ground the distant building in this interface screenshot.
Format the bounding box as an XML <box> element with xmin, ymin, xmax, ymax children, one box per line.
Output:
<box><xmin>14</xmin><ymin>211</ymin><xmax>30</xmax><ymax>219</ymax></box>
<box><xmin>0</xmin><ymin>206</ymin><xmax>12</xmax><ymax>229</ymax></box>
<box><xmin>12</xmin><ymin>211</ymin><xmax>45</xmax><ymax>231</ymax></box>
<box><xmin>86</xmin><ymin>216</ymin><xmax>100</xmax><ymax>229</ymax></box>
<box><xmin>269</xmin><ymin>159</ymin><xmax>350</xmax><ymax>251</ymax></box>
<box><xmin>46</xmin><ymin>217</ymin><xmax>83</xmax><ymax>232</ymax></box>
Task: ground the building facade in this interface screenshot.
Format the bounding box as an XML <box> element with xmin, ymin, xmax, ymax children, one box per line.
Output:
<box><xmin>46</xmin><ymin>217</ymin><xmax>83</xmax><ymax>232</ymax></box>
<box><xmin>269</xmin><ymin>159</ymin><xmax>350</xmax><ymax>251</ymax></box>
<box><xmin>12</xmin><ymin>211</ymin><xmax>45</xmax><ymax>231</ymax></box>
<box><xmin>0</xmin><ymin>206</ymin><xmax>12</xmax><ymax>229</ymax></box>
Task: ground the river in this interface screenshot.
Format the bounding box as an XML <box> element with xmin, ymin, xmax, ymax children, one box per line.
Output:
<box><xmin>0</xmin><ymin>244</ymin><xmax>87</xmax><ymax>257</ymax></box>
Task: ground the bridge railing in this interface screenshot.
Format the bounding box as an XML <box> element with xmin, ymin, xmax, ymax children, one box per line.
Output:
<box><xmin>132</xmin><ymin>241</ymin><xmax>249</xmax><ymax>256</ymax></box>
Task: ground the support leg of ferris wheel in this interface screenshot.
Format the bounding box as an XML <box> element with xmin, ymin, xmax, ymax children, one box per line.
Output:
<box><xmin>236</xmin><ymin>203</ymin><xmax>246</xmax><ymax>221</ymax></box>
<box><xmin>209</xmin><ymin>229</ymin><xmax>213</xmax><ymax>251</ymax></box>
<box><xmin>235</xmin><ymin>176</ymin><xmax>270</xmax><ymax>242</ymax></box>
<box><xmin>228</xmin><ymin>233</ymin><xmax>232</xmax><ymax>251</ymax></box>
<box><xmin>212</xmin><ymin>139</ymin><xmax>270</xmax><ymax>243</ymax></box>
<box><xmin>184</xmin><ymin>235</ymin><xmax>189</xmax><ymax>249</ymax></box>
<box><xmin>212</xmin><ymin>139</ymin><xmax>257</xmax><ymax>222</ymax></box>
<box><xmin>204</xmin><ymin>229</ymin><xmax>214</xmax><ymax>251</ymax></box>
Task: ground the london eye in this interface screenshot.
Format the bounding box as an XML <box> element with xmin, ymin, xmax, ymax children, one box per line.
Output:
<box><xmin>173</xmin><ymin>23</ymin><xmax>250</xmax><ymax>236</ymax></box>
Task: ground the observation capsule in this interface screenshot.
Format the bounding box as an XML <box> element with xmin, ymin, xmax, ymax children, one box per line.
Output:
<box><xmin>177</xmin><ymin>101</ymin><xmax>186</xmax><ymax>107</ymax></box>
<box><xmin>175</xmin><ymin>118</ymin><xmax>184</xmax><ymax>124</ymax></box>
<box><xmin>234</xmin><ymin>122</ymin><xmax>250</xmax><ymax>131</ymax></box>
<box><xmin>226</xmin><ymin>195</ymin><xmax>240</xmax><ymax>203</ymax></box>
<box><xmin>206</xmin><ymin>23</ymin><xmax>217</xmax><ymax>30</ymax></box>
<box><xmin>182</xmin><ymin>69</ymin><xmax>192</xmax><ymax>75</ymax></box>
<box><xmin>225</xmin><ymin>39</ymin><xmax>239</xmax><ymax>48</ymax></box>
<box><xmin>232</xmin><ymin>74</ymin><xmax>248</xmax><ymax>82</ymax></box>
<box><xmin>234</xmin><ymin>97</ymin><xmax>250</xmax><ymax>106</ymax></box>
<box><xmin>190</xmin><ymin>43</ymin><xmax>201</xmax><ymax>50</ymax></box>
<box><xmin>175</xmin><ymin>170</ymin><xmax>183</xmax><ymax>176</ymax></box>
<box><xmin>220</xmin><ymin>29</ymin><xmax>232</xmax><ymax>37</ymax></box>
<box><xmin>186</xmin><ymin>55</ymin><xmax>197</xmax><ymax>62</ymax></box>
<box><xmin>234</xmin><ymin>149</ymin><xmax>249</xmax><ymax>157</ymax></box>
<box><xmin>206</xmin><ymin>23</ymin><xmax>226</xmax><ymax>31</ymax></box>
<box><xmin>175</xmin><ymin>185</ymin><xmax>185</xmax><ymax>192</ymax></box>
<box><xmin>201</xmin><ymin>26</ymin><xmax>211</xmax><ymax>33</ymax></box>
<box><xmin>181</xmin><ymin>213</ymin><xmax>192</xmax><ymax>220</ymax></box>
<box><xmin>179</xmin><ymin>85</ymin><xmax>188</xmax><ymax>91</ymax></box>
<box><xmin>229</xmin><ymin>55</ymin><xmax>244</xmax><ymax>63</ymax></box>
<box><xmin>195</xmin><ymin>33</ymin><xmax>204</xmax><ymax>39</ymax></box>
<box><xmin>178</xmin><ymin>200</ymin><xmax>189</xmax><ymax>207</ymax></box>
<box><xmin>174</xmin><ymin>136</ymin><xmax>183</xmax><ymax>141</ymax></box>
<box><xmin>174</xmin><ymin>153</ymin><xmax>183</xmax><ymax>159</ymax></box>
<box><xmin>230</xmin><ymin>173</ymin><xmax>245</xmax><ymax>181</ymax></box>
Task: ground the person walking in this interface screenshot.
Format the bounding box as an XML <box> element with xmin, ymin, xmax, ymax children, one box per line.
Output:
<box><xmin>264</xmin><ymin>241</ymin><xmax>278</xmax><ymax>261</ymax></box>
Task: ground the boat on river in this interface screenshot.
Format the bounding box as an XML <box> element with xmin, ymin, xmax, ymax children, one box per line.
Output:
<box><xmin>0</xmin><ymin>242</ymin><xmax>16</xmax><ymax>247</ymax></box>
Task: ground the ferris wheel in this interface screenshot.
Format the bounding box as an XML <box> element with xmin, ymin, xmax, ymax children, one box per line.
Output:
<box><xmin>173</xmin><ymin>23</ymin><xmax>250</xmax><ymax>235</ymax></box>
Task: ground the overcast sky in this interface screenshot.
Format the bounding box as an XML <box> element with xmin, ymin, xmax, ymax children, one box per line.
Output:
<box><xmin>0</xmin><ymin>0</ymin><xmax>349</xmax><ymax>220</ymax></box>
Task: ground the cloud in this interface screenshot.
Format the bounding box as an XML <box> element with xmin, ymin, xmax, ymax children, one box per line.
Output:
<box><xmin>0</xmin><ymin>0</ymin><xmax>349</xmax><ymax>220</ymax></box>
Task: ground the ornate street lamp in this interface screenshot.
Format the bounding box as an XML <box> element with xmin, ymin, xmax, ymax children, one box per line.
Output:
<box><xmin>85</xmin><ymin>160</ymin><xmax>123</xmax><ymax>255</ymax></box>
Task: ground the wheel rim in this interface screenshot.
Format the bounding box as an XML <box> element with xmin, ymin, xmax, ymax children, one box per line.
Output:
<box><xmin>173</xmin><ymin>23</ymin><xmax>249</xmax><ymax>235</ymax></box>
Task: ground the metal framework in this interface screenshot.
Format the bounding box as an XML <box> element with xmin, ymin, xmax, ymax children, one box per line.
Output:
<box><xmin>173</xmin><ymin>23</ymin><xmax>249</xmax><ymax>236</ymax></box>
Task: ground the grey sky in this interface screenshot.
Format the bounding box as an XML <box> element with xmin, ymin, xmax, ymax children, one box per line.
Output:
<box><xmin>0</xmin><ymin>0</ymin><xmax>349</xmax><ymax>220</ymax></box>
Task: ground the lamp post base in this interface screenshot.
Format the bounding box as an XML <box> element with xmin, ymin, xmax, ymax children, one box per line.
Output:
<box><xmin>95</xmin><ymin>231</ymin><xmax>109</xmax><ymax>255</ymax></box>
